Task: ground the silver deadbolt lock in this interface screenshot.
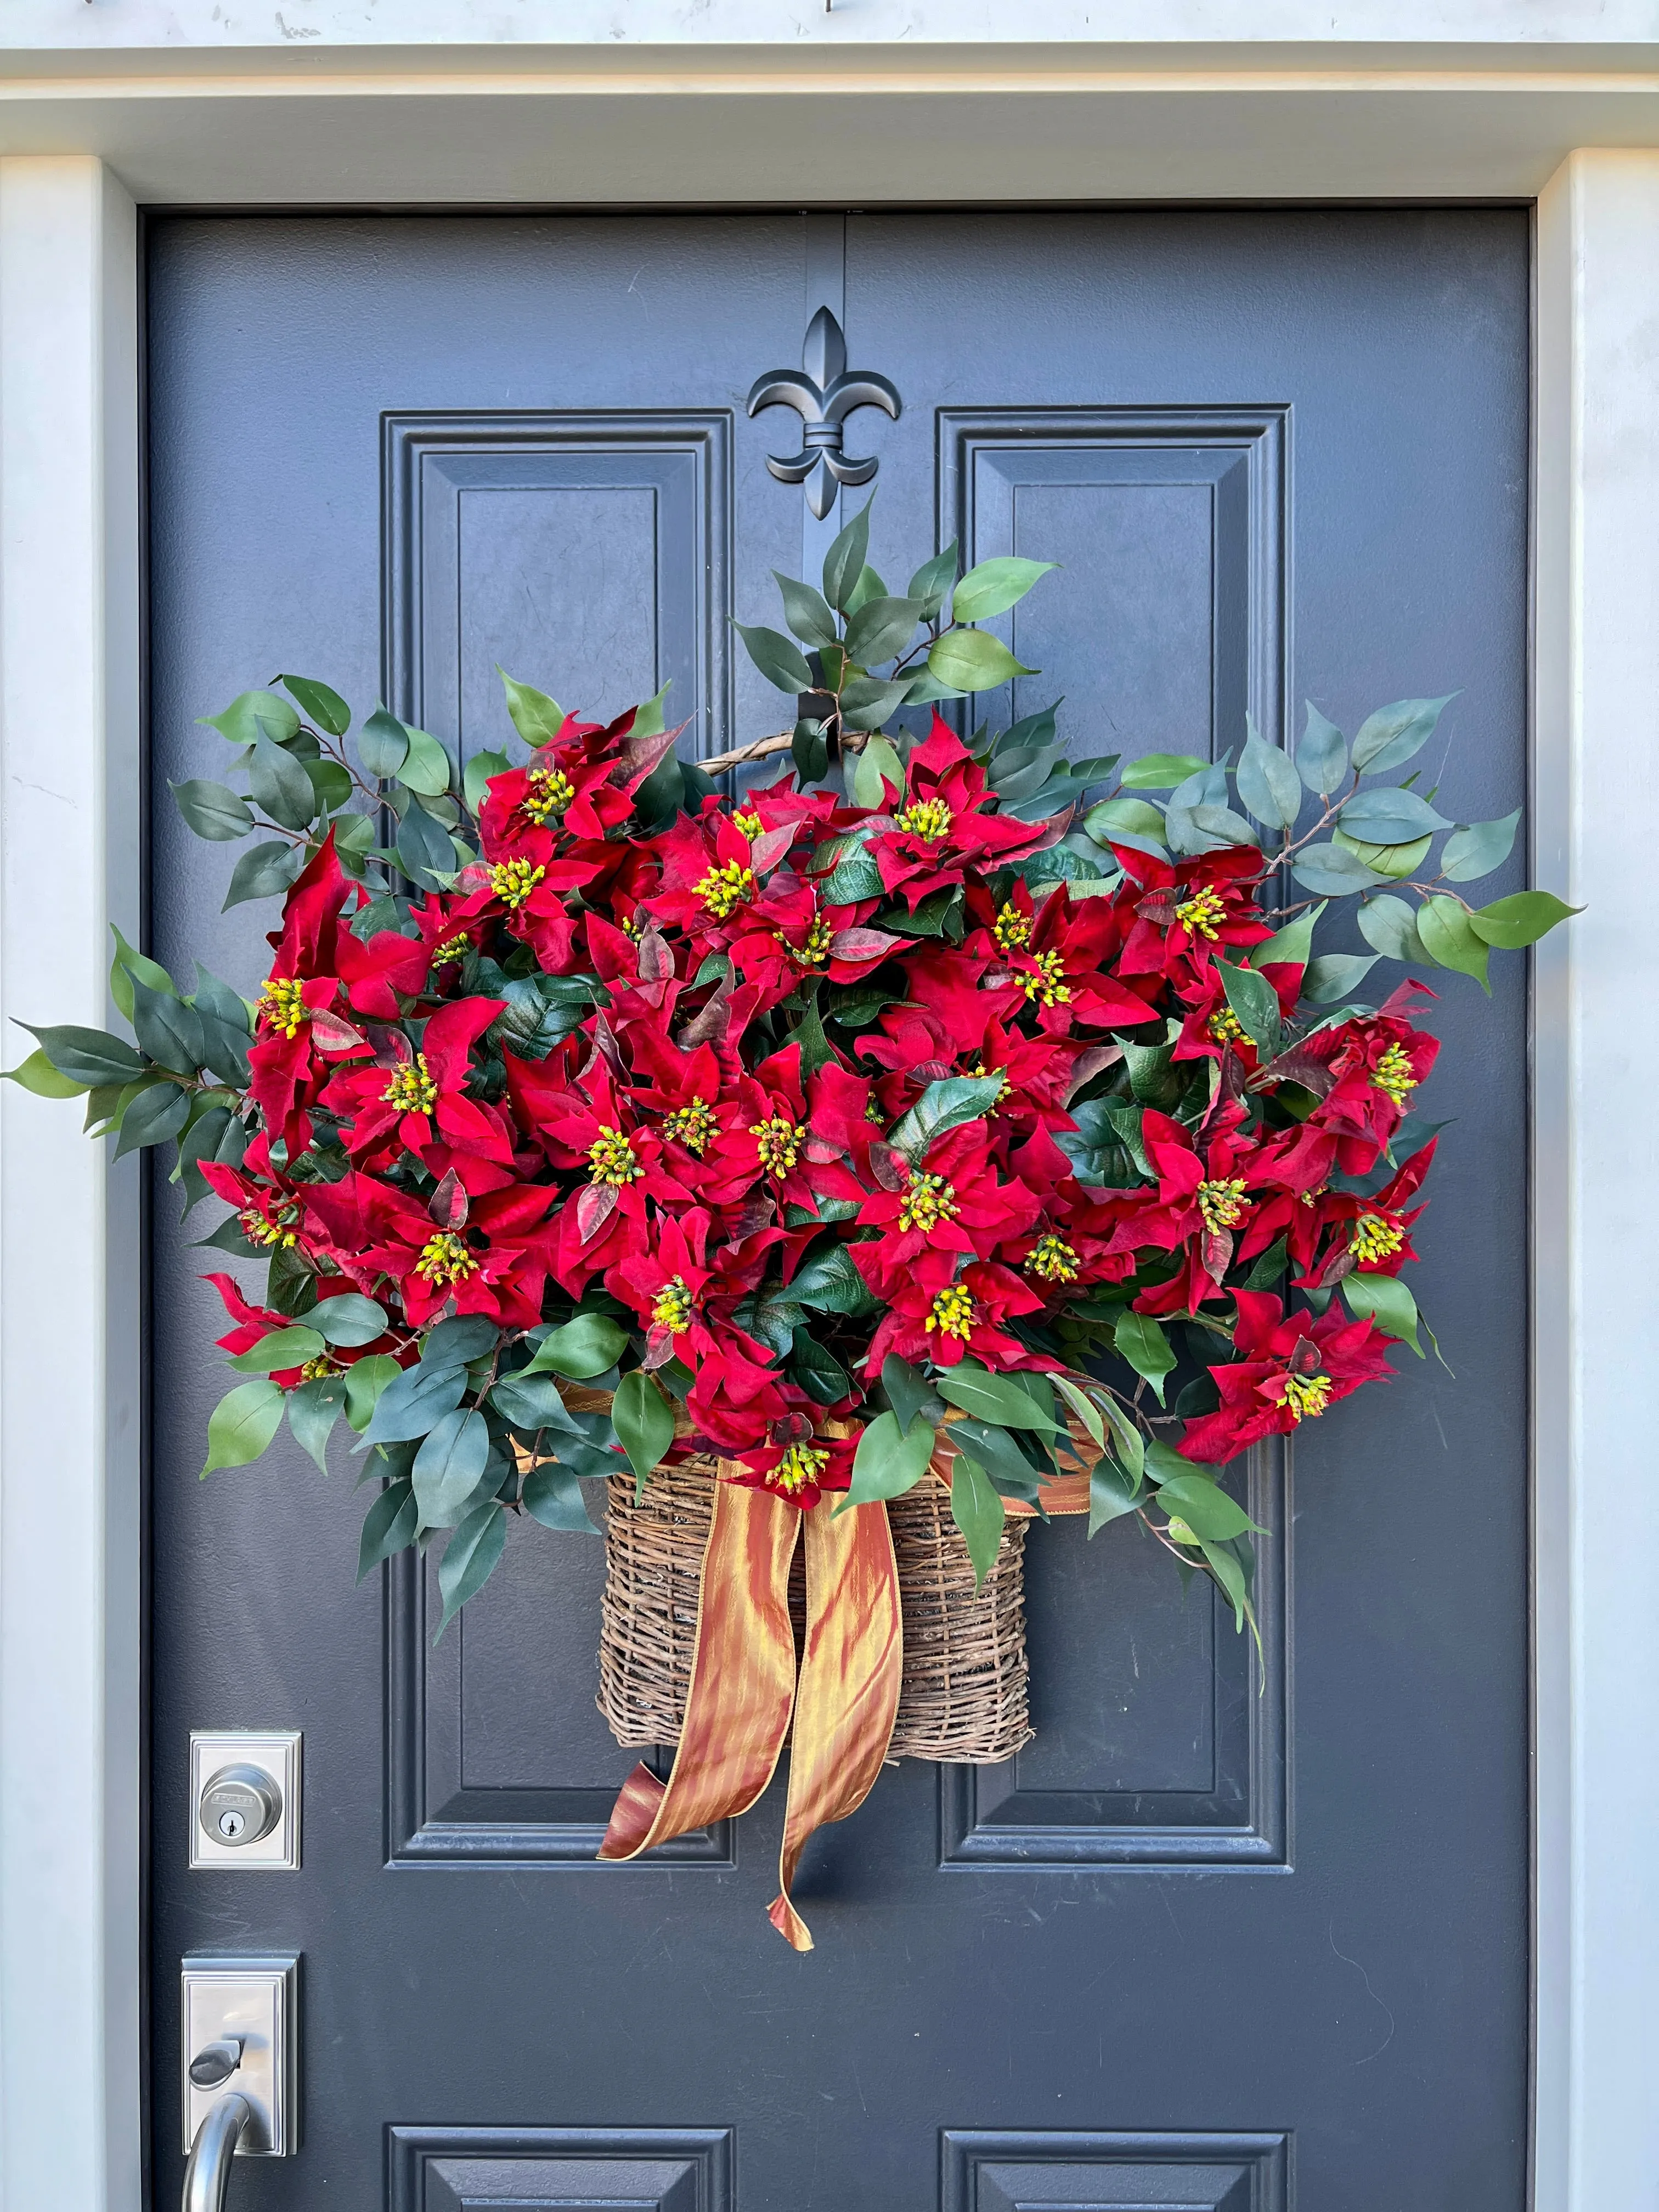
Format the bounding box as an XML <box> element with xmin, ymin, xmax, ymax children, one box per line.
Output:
<box><xmin>198</xmin><ymin>1765</ymin><xmax>281</xmax><ymax>1849</ymax></box>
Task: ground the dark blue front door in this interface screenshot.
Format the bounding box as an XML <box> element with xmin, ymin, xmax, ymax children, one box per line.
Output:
<box><xmin>147</xmin><ymin>207</ymin><xmax>1530</xmax><ymax>2210</ymax></box>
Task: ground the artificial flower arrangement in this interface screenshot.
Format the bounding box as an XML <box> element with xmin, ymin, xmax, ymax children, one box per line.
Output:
<box><xmin>6</xmin><ymin>502</ymin><xmax>1573</xmax><ymax>1944</ymax></box>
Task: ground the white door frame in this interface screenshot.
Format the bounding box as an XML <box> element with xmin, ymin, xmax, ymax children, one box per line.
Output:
<box><xmin>0</xmin><ymin>49</ymin><xmax>1654</xmax><ymax>2212</ymax></box>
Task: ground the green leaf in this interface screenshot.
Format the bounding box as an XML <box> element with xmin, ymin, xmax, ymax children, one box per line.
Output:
<box><xmin>1120</xmin><ymin>753</ymin><xmax>1208</xmax><ymax>792</ymax></box>
<box><xmin>1113</xmin><ymin>1311</ymin><xmax>1176</xmax><ymax>1405</ymax></box>
<box><xmin>844</xmin><ymin>594</ymin><xmax>925</xmax><ymax>666</ymax></box>
<box><xmin>1098</xmin><ymin>1396</ymin><xmax>1147</xmax><ymax>1487</ymax></box>
<box><xmin>1236</xmin><ymin>723</ymin><xmax>1302</xmax><ymax>831</ymax></box>
<box><xmin>524</xmin><ymin>1313</ymin><xmax>628</xmax><ymax>1380</ymax></box>
<box><xmin>279</xmin><ymin>673</ymin><xmax>351</xmax><ymax>736</ymax></box>
<box><xmin>822</xmin><ymin>495</ymin><xmax>874</xmax><ymax>611</ymax></box>
<box><xmin>435</xmin><ymin>1500</ymin><xmax>507</xmax><ymax>1638</ymax></box>
<box><xmin>1</xmin><ymin>1048</ymin><xmax>86</xmax><ymax>1099</ymax></box>
<box><xmin>1153</xmin><ymin>1471</ymin><xmax>1262</xmax><ymax>1541</ymax></box>
<box><xmin>310</xmin><ymin>1294</ymin><xmax>388</xmax><ymax>1348</ymax></box>
<box><xmin>397</xmin><ymin>724</ymin><xmax>453</xmax><ymax>798</ymax></box>
<box><xmin>1339</xmin><ymin>787</ymin><xmax>1451</xmax><ymax>843</ymax></box>
<box><xmin>395</xmin><ymin>800</ymin><xmax>455</xmax><ymax>890</ymax></box>
<box><xmin>344</xmin><ymin>1352</ymin><xmax>402</xmax><ymax>1435</ymax></box>
<box><xmin>1201</xmin><ymin>1537</ymin><xmax>1255</xmax><ymax>1633</ymax></box>
<box><xmin>1052</xmin><ymin>1373</ymin><xmax>1105</xmax><ymax>1449</ymax></box>
<box><xmin>613</xmin><ymin>1369</ymin><xmax>675</xmax><ymax>1491</ymax></box>
<box><xmin>498</xmin><ymin>669</ymin><xmax>565</xmax><ymax>748</ymax></box>
<box><xmin>887</xmin><ymin>1073</ymin><xmax>1005</xmax><ymax>1162</ymax></box>
<box><xmin>358</xmin><ymin>1358</ymin><xmax>467</xmax><ymax>1448</ymax></box>
<box><xmin>842</xmin><ymin>1409</ymin><xmax>936</xmax><ymax>1509</ymax></box>
<box><xmin>129</xmin><ymin>978</ymin><xmax>203</xmax><ymax>1076</ymax></box>
<box><xmin>112</xmin><ymin>1078</ymin><xmax>191</xmax><ymax>1157</ymax></box>
<box><xmin>781</xmin><ymin>989</ymin><xmax>836</xmax><ymax>1080</ymax></box>
<box><xmin>1350</xmin><ymin>693</ymin><xmax>1457</xmax><ymax>776</ymax></box>
<box><xmin>926</xmin><ymin>630</ymin><xmax>1032</xmax><ymax>693</ymax></box>
<box><xmin>522</xmin><ymin>1459</ymin><xmax>601</xmax><ymax>1534</ymax></box>
<box><xmin>882</xmin><ymin>1355</ymin><xmax>945</xmax><ymax>1434</ymax></box>
<box><xmin>951</xmin><ymin>556</ymin><xmax>1058</xmax><ymax>623</ymax></box>
<box><xmin>1302</xmin><ymin>953</ymin><xmax>1380</xmax><ymax>1003</ymax></box>
<box><xmin>287</xmin><ymin>1372</ymin><xmax>347</xmax><ymax>1472</ymax></box>
<box><xmin>849</xmin><ymin>733</ymin><xmax>902</xmax><ymax>811</ymax></box>
<box><xmin>1296</xmin><ymin>702</ymin><xmax>1348</xmax><ymax>795</ymax></box>
<box><xmin>1440</xmin><ymin>808</ymin><xmax>1521</xmax><ymax>884</ymax></box>
<box><xmin>489</xmin><ymin>1369</ymin><xmax>583</xmax><ymax>1436</ymax></box>
<box><xmin>223</xmin><ymin>839</ymin><xmax>303</xmax><ymax>911</ymax></box>
<box><xmin>302</xmin><ymin>757</ymin><xmax>353</xmax><ymax>812</ymax></box>
<box><xmin>228</xmin><ymin>1324</ymin><xmax>325</xmax><ymax>1374</ymax></box>
<box><xmin>792</xmin><ymin>718</ymin><xmax>831</xmax><ymax>785</ymax></box>
<box><xmin>788</xmin><ymin>1241</ymin><xmax>881</xmax><ymax>1316</ymax></box>
<box><xmin>772</xmin><ymin>572</ymin><xmax>839</xmax><ymax>650</ymax></box>
<box><xmin>462</xmin><ymin>746</ymin><xmax>510</xmax><ymax>814</ymax></box>
<box><xmin>1341</xmin><ymin>1269</ymin><xmax>1424</xmax><ymax>1353</ymax></box>
<box><xmin>734</xmin><ymin>622</ymin><xmax>814</xmax><ymax>695</ymax></box>
<box><xmin>843</xmin><ymin>565</ymin><xmax>888</xmax><ymax>618</ymax></box>
<box><xmin>1088</xmin><ymin>1457</ymin><xmax>1142</xmax><ymax>1535</ymax></box>
<box><xmin>171</xmin><ymin>778</ymin><xmax>254</xmax><ymax>841</ymax></box>
<box><xmin>357</xmin><ymin>1479</ymin><xmax>417</xmax><ymax>1579</ymax></box>
<box><xmin>22</xmin><ymin>1023</ymin><xmax>143</xmax><ymax>1087</ymax></box>
<box><xmin>422</xmin><ymin>1314</ymin><xmax>500</xmax><ymax>1369</ymax></box>
<box><xmin>248</xmin><ymin>731</ymin><xmax>319</xmax><ymax>832</ymax></box>
<box><xmin>1217</xmin><ymin>960</ymin><xmax>1281</xmax><ymax>1054</ymax></box>
<box><xmin>629</xmin><ymin>681</ymin><xmax>671</xmax><ymax>743</ymax></box>
<box><xmin>907</xmin><ymin>541</ymin><xmax>960</xmax><ymax>618</ymax></box>
<box><xmin>936</xmin><ymin>1363</ymin><xmax>1060</xmax><ymax>1432</ymax></box>
<box><xmin>950</xmin><ymin>1452</ymin><xmax>1006</xmax><ymax>1589</ymax></box>
<box><xmin>838</xmin><ymin>676</ymin><xmax>911</xmax><ymax>733</ymax></box>
<box><xmin>1289</xmin><ymin>843</ymin><xmax>1385</xmax><ymax>897</ymax></box>
<box><xmin>201</xmin><ymin>1378</ymin><xmax>285</xmax><ymax>1476</ymax></box>
<box><xmin>788</xmin><ymin>1326</ymin><xmax>853</xmax><ymax>1408</ymax></box>
<box><xmin>1250</xmin><ymin>901</ymin><xmax>1325</xmax><ymax>972</ymax></box>
<box><xmin>198</xmin><ymin>689</ymin><xmax>298</xmax><ymax>747</ymax></box>
<box><xmin>1082</xmin><ymin>794</ymin><xmax>1168</xmax><ymax>851</ymax></box>
<box><xmin>1468</xmin><ymin>889</ymin><xmax>1582</xmax><ymax>950</ymax></box>
<box><xmin>358</xmin><ymin>705</ymin><xmax>411</xmax><ymax>778</ymax></box>
<box><xmin>1336</xmin><ymin>833</ymin><xmax>1434</xmax><ymax>888</ymax></box>
<box><xmin>413</xmin><ymin>1407</ymin><xmax>491</xmax><ymax>1527</ymax></box>
<box><xmin>1417</xmin><ymin>894</ymin><xmax>1491</xmax><ymax>991</ymax></box>
<box><xmin>1357</xmin><ymin>893</ymin><xmax>1431</xmax><ymax>963</ymax></box>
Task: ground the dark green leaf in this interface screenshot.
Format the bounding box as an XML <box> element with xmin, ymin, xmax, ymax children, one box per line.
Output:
<box><xmin>358</xmin><ymin>705</ymin><xmax>411</xmax><ymax>778</ymax></box>
<box><xmin>838</xmin><ymin>675</ymin><xmax>911</xmax><ymax>732</ymax></box>
<box><xmin>424</xmin><ymin>1314</ymin><xmax>500</xmax><ymax>1369</ymax></box>
<box><xmin>788</xmin><ymin>1242</ymin><xmax>881</xmax><ymax>1316</ymax></box>
<box><xmin>1339</xmin><ymin>786</ymin><xmax>1451</xmax><ymax>843</ymax></box>
<box><xmin>1296</xmin><ymin>702</ymin><xmax>1347</xmax><ymax>795</ymax></box>
<box><xmin>201</xmin><ymin>1378</ymin><xmax>285</xmax><ymax>1476</ymax></box>
<box><xmin>788</xmin><ymin>1325</ymin><xmax>852</xmax><ymax>1406</ymax></box>
<box><xmin>822</xmin><ymin>495</ymin><xmax>874</xmax><ymax>611</ymax></box>
<box><xmin>223</xmin><ymin>839</ymin><xmax>303</xmax><ymax>911</ymax></box>
<box><xmin>489</xmin><ymin>1369</ymin><xmax>583</xmax><ymax>1436</ymax></box>
<box><xmin>249</xmin><ymin>730</ymin><xmax>319</xmax><ymax>832</ymax></box>
<box><xmin>522</xmin><ymin>1459</ymin><xmax>601</xmax><ymax>1534</ymax></box>
<box><xmin>356</xmin><ymin>1479</ymin><xmax>417</xmax><ymax>1578</ymax></box>
<box><xmin>950</xmin><ymin>1452</ymin><xmax>1005</xmax><ymax>1588</ymax></box>
<box><xmin>1468</xmin><ymin>889</ymin><xmax>1582</xmax><ymax>950</ymax></box>
<box><xmin>358</xmin><ymin>1358</ymin><xmax>467</xmax><ymax>1448</ymax></box>
<box><xmin>435</xmin><ymin>1500</ymin><xmax>507</xmax><ymax>1638</ymax></box>
<box><xmin>1302</xmin><ymin>952</ymin><xmax>1380</xmax><ymax>1003</ymax></box>
<box><xmin>1289</xmin><ymin>843</ymin><xmax>1385</xmax><ymax>897</ymax></box>
<box><xmin>129</xmin><ymin>978</ymin><xmax>204</xmax><ymax>1076</ymax></box>
<box><xmin>844</xmin><ymin>594</ymin><xmax>925</xmax><ymax>666</ymax></box>
<box><xmin>613</xmin><ymin>1369</ymin><xmax>675</xmax><ymax>1491</ymax></box>
<box><xmin>1153</xmin><ymin>1472</ymin><xmax>1262</xmax><ymax>1541</ymax></box>
<box><xmin>1350</xmin><ymin>693</ymin><xmax>1457</xmax><ymax>776</ymax></box>
<box><xmin>781</xmin><ymin>989</ymin><xmax>837</xmax><ymax>1081</ymax></box>
<box><xmin>396</xmin><ymin>799</ymin><xmax>456</xmax><ymax>890</ymax></box>
<box><xmin>907</xmin><ymin>541</ymin><xmax>960</xmax><ymax>618</ymax></box>
<box><xmin>733</xmin><ymin>622</ymin><xmax>814</xmax><ymax>694</ymax></box>
<box><xmin>287</xmin><ymin>1372</ymin><xmax>347</xmax><ymax>1472</ymax></box>
<box><xmin>887</xmin><ymin>1074</ymin><xmax>1005</xmax><ymax>1163</ymax></box>
<box><xmin>303</xmin><ymin>757</ymin><xmax>353</xmax><ymax>812</ymax></box>
<box><xmin>772</xmin><ymin>572</ymin><xmax>839</xmax><ymax>650</ymax></box>
<box><xmin>1217</xmin><ymin>960</ymin><xmax>1281</xmax><ymax>1055</ymax></box>
<box><xmin>278</xmin><ymin>673</ymin><xmax>351</xmax><ymax>736</ymax></box>
<box><xmin>936</xmin><ymin>1363</ymin><xmax>1059</xmax><ymax>1432</ymax></box>
<box><xmin>112</xmin><ymin>1078</ymin><xmax>191</xmax><ymax>1157</ymax></box>
<box><xmin>792</xmin><ymin>719</ymin><xmax>831</xmax><ymax>785</ymax></box>
<box><xmin>1088</xmin><ymin>1457</ymin><xmax>1142</xmax><ymax>1536</ymax></box>
<box><xmin>22</xmin><ymin>1023</ymin><xmax>143</xmax><ymax>1087</ymax></box>
<box><xmin>171</xmin><ymin>778</ymin><xmax>254</xmax><ymax>841</ymax></box>
<box><xmin>1341</xmin><ymin>1269</ymin><xmax>1424</xmax><ymax>1353</ymax></box>
<box><xmin>882</xmin><ymin>1354</ymin><xmax>945</xmax><ymax>1433</ymax></box>
<box><xmin>1357</xmin><ymin>893</ymin><xmax>1431</xmax><ymax>963</ymax></box>
<box><xmin>413</xmin><ymin>1407</ymin><xmax>491</xmax><ymax>1528</ymax></box>
<box><xmin>842</xmin><ymin>1409</ymin><xmax>935</xmax><ymax>1508</ymax></box>
<box><xmin>310</xmin><ymin>1293</ymin><xmax>388</xmax><ymax>1348</ymax></box>
<box><xmin>524</xmin><ymin>1313</ymin><xmax>628</xmax><ymax>1379</ymax></box>
<box><xmin>1237</xmin><ymin>723</ymin><xmax>1302</xmax><ymax>831</ymax></box>
<box><xmin>1113</xmin><ymin>1311</ymin><xmax>1176</xmax><ymax>1404</ymax></box>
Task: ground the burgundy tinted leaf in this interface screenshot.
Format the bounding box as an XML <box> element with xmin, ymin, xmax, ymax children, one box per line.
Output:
<box><xmin>869</xmin><ymin>1142</ymin><xmax>905</xmax><ymax>1192</ymax></box>
<box><xmin>636</xmin><ymin>928</ymin><xmax>675</xmax><ymax>981</ymax></box>
<box><xmin>309</xmin><ymin>1009</ymin><xmax>367</xmax><ymax>1053</ymax></box>
<box><xmin>749</xmin><ymin>825</ymin><xmax>797</xmax><ymax>877</ymax></box>
<box><xmin>1065</xmin><ymin>1044</ymin><xmax>1123</xmax><ymax>1102</ymax></box>
<box><xmin>575</xmin><ymin>1182</ymin><xmax>619</xmax><ymax>1244</ymax></box>
<box><xmin>828</xmin><ymin>928</ymin><xmax>900</xmax><ymax>963</ymax></box>
<box><xmin>428</xmin><ymin>1167</ymin><xmax>468</xmax><ymax>1229</ymax></box>
<box><xmin>676</xmin><ymin>974</ymin><xmax>734</xmax><ymax>1049</ymax></box>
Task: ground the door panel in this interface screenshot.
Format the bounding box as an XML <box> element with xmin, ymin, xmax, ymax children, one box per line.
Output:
<box><xmin>148</xmin><ymin>208</ymin><xmax>1529</xmax><ymax>2211</ymax></box>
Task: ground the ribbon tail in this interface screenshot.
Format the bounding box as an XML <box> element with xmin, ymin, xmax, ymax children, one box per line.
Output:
<box><xmin>599</xmin><ymin>1472</ymin><xmax>800</xmax><ymax>1861</ymax></box>
<box><xmin>768</xmin><ymin>1498</ymin><xmax>904</xmax><ymax>1951</ymax></box>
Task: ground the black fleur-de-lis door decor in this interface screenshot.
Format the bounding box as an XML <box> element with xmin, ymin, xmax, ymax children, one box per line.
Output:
<box><xmin>747</xmin><ymin>306</ymin><xmax>902</xmax><ymax>520</ymax></box>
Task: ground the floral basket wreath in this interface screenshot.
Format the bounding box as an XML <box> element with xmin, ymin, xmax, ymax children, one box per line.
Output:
<box><xmin>7</xmin><ymin>500</ymin><xmax>1576</xmax><ymax>1948</ymax></box>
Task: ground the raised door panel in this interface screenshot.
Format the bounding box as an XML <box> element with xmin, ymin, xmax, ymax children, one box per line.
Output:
<box><xmin>390</xmin><ymin>2126</ymin><xmax>732</xmax><ymax>2212</ymax></box>
<box><xmin>942</xmin><ymin>2131</ymin><xmax>1289</xmax><ymax>2211</ymax></box>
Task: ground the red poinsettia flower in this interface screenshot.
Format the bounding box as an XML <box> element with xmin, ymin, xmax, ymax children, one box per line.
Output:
<box><xmin>1251</xmin><ymin>984</ymin><xmax>1441</xmax><ymax>1183</ymax></box>
<box><xmin>725</xmin><ymin>872</ymin><xmax>908</xmax><ymax>1014</ymax></box>
<box><xmin>724</xmin><ymin>1432</ymin><xmax>856</xmax><ymax>1510</ymax></box>
<box><xmin>862</xmin><ymin>1250</ymin><xmax>1048</xmax><ymax>1373</ymax></box>
<box><xmin>321</xmin><ymin>996</ymin><xmax>517</xmax><ymax>1192</ymax></box>
<box><xmin>1243</xmin><ymin>1137</ymin><xmax>1437</xmax><ymax>1291</ymax></box>
<box><xmin>1111</xmin><ymin>843</ymin><xmax>1272</xmax><ymax>988</ymax></box>
<box><xmin>1177</xmin><ymin>1288</ymin><xmax>1395</xmax><ymax>1463</ymax></box>
<box><xmin>974</xmin><ymin>879</ymin><xmax>1163</xmax><ymax>1035</ymax></box>
<box><xmin>202</xmin><ymin>1272</ymin><xmax>402</xmax><ymax>1385</ymax></box>
<box><xmin>853</xmin><ymin>1120</ymin><xmax>1041</xmax><ymax>1291</ymax></box>
<box><xmin>862</xmin><ymin>719</ymin><xmax>1051</xmax><ymax>907</ymax></box>
<box><xmin>506</xmin><ymin>1046</ymin><xmax>662</xmax><ymax>1294</ymax></box>
<box><xmin>1111</xmin><ymin>1105</ymin><xmax>1276</xmax><ymax>1311</ymax></box>
<box><xmin>300</xmin><ymin>1171</ymin><xmax>557</xmax><ymax>1331</ymax></box>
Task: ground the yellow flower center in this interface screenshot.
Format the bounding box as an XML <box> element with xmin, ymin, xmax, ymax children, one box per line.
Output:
<box><xmin>491</xmin><ymin>859</ymin><xmax>545</xmax><ymax>910</ymax></box>
<box><xmin>895</xmin><ymin>797</ymin><xmax>954</xmax><ymax>844</ymax></box>
<box><xmin>771</xmin><ymin>1440</ymin><xmax>830</xmax><ymax>1496</ymax></box>
<box><xmin>432</xmin><ymin>932</ymin><xmax>472</xmax><ymax>964</ymax></box>
<box><xmin>925</xmin><ymin>1283</ymin><xmax>976</xmax><ymax>1341</ymax></box>
<box><xmin>521</xmin><ymin>765</ymin><xmax>574</xmax><ymax>823</ymax></box>
<box><xmin>693</xmin><ymin>860</ymin><xmax>756</xmax><ymax>921</ymax></box>
<box><xmin>1372</xmin><ymin>1043</ymin><xmax>1418</xmax><ymax>1104</ymax></box>
<box><xmin>993</xmin><ymin>901</ymin><xmax>1032</xmax><ymax>952</ymax></box>
<box><xmin>1017</xmin><ymin>950</ymin><xmax>1073</xmax><ymax>1008</ymax></box>
<box><xmin>749</xmin><ymin>1116</ymin><xmax>800</xmax><ymax>1176</ymax></box>
<box><xmin>416</xmin><ymin>1232</ymin><xmax>476</xmax><ymax>1286</ymax></box>
<box><xmin>1351</xmin><ymin>1212</ymin><xmax>1405</xmax><ymax>1266</ymax></box>
<box><xmin>732</xmin><ymin>810</ymin><xmax>764</xmax><ymax>840</ymax></box>
<box><xmin>1208</xmin><ymin>1007</ymin><xmax>1245</xmax><ymax>1045</ymax></box>
<box><xmin>238</xmin><ymin>1199</ymin><xmax>300</xmax><ymax>1250</ymax></box>
<box><xmin>865</xmin><ymin>1098</ymin><xmax>887</xmax><ymax>1125</ymax></box>
<box><xmin>898</xmin><ymin>1172</ymin><xmax>959</xmax><ymax>1233</ymax></box>
<box><xmin>1026</xmin><ymin>1233</ymin><xmax>1080</xmax><ymax>1283</ymax></box>
<box><xmin>588</xmin><ymin>1125</ymin><xmax>641</xmax><ymax>1187</ymax></box>
<box><xmin>970</xmin><ymin>1060</ymin><xmax>1012</xmax><ymax>1107</ymax></box>
<box><xmin>298</xmin><ymin>1353</ymin><xmax>341</xmax><ymax>1381</ymax></box>
<box><xmin>382</xmin><ymin>1053</ymin><xmax>438</xmax><ymax>1115</ymax></box>
<box><xmin>651</xmin><ymin>1276</ymin><xmax>693</xmax><ymax>1334</ymax></box>
<box><xmin>780</xmin><ymin>916</ymin><xmax>834</xmax><ymax>968</ymax></box>
<box><xmin>1174</xmin><ymin>885</ymin><xmax>1228</xmax><ymax>941</ymax></box>
<box><xmin>621</xmin><ymin>913</ymin><xmax>645</xmax><ymax>941</ymax></box>
<box><xmin>257</xmin><ymin>976</ymin><xmax>309</xmax><ymax>1039</ymax></box>
<box><xmin>1197</xmin><ymin>1177</ymin><xmax>1250</xmax><ymax>1232</ymax></box>
<box><xmin>1279</xmin><ymin>1370</ymin><xmax>1333</xmax><ymax>1423</ymax></box>
<box><xmin>662</xmin><ymin>1098</ymin><xmax>718</xmax><ymax>1156</ymax></box>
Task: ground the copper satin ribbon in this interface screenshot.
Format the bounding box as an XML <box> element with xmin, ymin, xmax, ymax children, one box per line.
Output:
<box><xmin>597</xmin><ymin>1406</ymin><xmax>1100</xmax><ymax>1948</ymax></box>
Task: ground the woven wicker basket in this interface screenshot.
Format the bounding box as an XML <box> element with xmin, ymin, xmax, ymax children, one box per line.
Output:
<box><xmin>596</xmin><ymin>1455</ymin><xmax>1032</xmax><ymax>1764</ymax></box>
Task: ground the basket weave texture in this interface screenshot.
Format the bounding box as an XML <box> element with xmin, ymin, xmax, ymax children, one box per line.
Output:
<box><xmin>596</xmin><ymin>1454</ymin><xmax>1032</xmax><ymax>1765</ymax></box>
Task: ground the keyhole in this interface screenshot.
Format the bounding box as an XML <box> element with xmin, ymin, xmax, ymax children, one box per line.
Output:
<box><xmin>217</xmin><ymin>1809</ymin><xmax>246</xmax><ymax>1840</ymax></box>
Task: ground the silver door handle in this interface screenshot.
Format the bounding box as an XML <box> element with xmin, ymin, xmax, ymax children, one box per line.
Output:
<box><xmin>183</xmin><ymin>2095</ymin><xmax>253</xmax><ymax>2212</ymax></box>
